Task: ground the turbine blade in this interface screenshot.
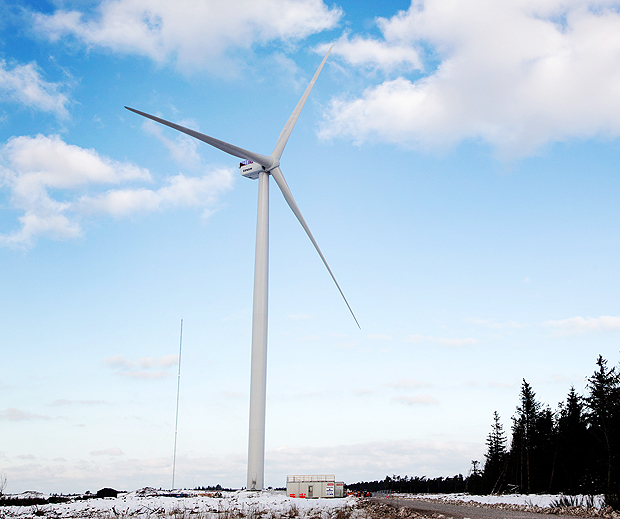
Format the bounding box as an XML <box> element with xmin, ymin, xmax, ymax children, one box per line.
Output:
<box><xmin>270</xmin><ymin>46</ymin><xmax>332</xmax><ymax>161</ymax></box>
<box><xmin>125</xmin><ymin>106</ymin><xmax>275</xmax><ymax>169</ymax></box>
<box><xmin>270</xmin><ymin>166</ymin><xmax>360</xmax><ymax>328</ymax></box>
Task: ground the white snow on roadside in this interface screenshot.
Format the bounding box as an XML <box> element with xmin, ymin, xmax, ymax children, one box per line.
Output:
<box><xmin>397</xmin><ymin>492</ymin><xmax>605</xmax><ymax>509</ymax></box>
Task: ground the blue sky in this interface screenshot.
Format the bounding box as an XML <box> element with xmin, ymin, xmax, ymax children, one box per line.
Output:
<box><xmin>2</xmin><ymin>0</ymin><xmax>620</xmax><ymax>494</ymax></box>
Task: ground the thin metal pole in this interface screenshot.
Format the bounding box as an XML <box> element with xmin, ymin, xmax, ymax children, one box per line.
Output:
<box><xmin>172</xmin><ymin>318</ymin><xmax>183</xmax><ymax>490</ymax></box>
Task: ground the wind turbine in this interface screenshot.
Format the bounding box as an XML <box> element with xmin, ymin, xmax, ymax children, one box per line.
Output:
<box><xmin>125</xmin><ymin>47</ymin><xmax>358</xmax><ymax>491</ymax></box>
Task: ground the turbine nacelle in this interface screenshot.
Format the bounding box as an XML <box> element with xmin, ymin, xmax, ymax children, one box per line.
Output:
<box><xmin>239</xmin><ymin>160</ymin><xmax>265</xmax><ymax>180</ymax></box>
<box><xmin>239</xmin><ymin>158</ymin><xmax>280</xmax><ymax>179</ymax></box>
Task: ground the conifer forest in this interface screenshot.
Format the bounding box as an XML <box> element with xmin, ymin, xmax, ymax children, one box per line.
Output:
<box><xmin>347</xmin><ymin>354</ymin><xmax>620</xmax><ymax>503</ymax></box>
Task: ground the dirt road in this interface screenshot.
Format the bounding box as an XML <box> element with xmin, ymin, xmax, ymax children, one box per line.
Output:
<box><xmin>369</xmin><ymin>496</ymin><xmax>587</xmax><ymax>519</ymax></box>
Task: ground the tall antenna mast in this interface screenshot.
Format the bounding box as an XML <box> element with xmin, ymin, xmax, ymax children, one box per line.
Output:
<box><xmin>172</xmin><ymin>318</ymin><xmax>183</xmax><ymax>490</ymax></box>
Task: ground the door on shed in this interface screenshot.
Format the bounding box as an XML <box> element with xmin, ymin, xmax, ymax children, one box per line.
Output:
<box><xmin>308</xmin><ymin>485</ymin><xmax>313</xmax><ymax>498</ymax></box>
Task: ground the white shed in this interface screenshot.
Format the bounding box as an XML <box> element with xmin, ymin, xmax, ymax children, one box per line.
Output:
<box><xmin>286</xmin><ymin>475</ymin><xmax>344</xmax><ymax>498</ymax></box>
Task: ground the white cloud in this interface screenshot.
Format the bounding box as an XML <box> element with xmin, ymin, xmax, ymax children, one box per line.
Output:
<box><xmin>385</xmin><ymin>379</ymin><xmax>437</xmax><ymax>406</ymax></box>
<box><xmin>33</xmin><ymin>0</ymin><xmax>342</xmax><ymax>73</ymax></box>
<box><xmin>142</xmin><ymin>355</ymin><xmax>178</xmax><ymax>368</ymax></box>
<box><xmin>0</xmin><ymin>408</ymin><xmax>50</xmax><ymax>421</ymax></box>
<box><xmin>465</xmin><ymin>317</ymin><xmax>526</xmax><ymax>329</ymax></box>
<box><xmin>542</xmin><ymin>315</ymin><xmax>620</xmax><ymax>336</ymax></box>
<box><xmin>16</xmin><ymin>454</ymin><xmax>36</xmax><ymax>460</ymax></box>
<box><xmin>551</xmin><ymin>373</ymin><xmax>585</xmax><ymax>384</ymax></box>
<box><xmin>0</xmin><ymin>134</ymin><xmax>234</xmax><ymax>247</ymax></box>
<box><xmin>405</xmin><ymin>334</ymin><xmax>479</xmax><ymax>346</ymax></box>
<box><xmin>74</xmin><ymin>170</ymin><xmax>232</xmax><ymax>217</ymax></box>
<box><xmin>0</xmin><ymin>60</ymin><xmax>70</xmax><ymax>119</ymax></box>
<box><xmin>48</xmin><ymin>399</ymin><xmax>106</xmax><ymax>407</ymax></box>
<box><xmin>105</xmin><ymin>354</ymin><xmax>178</xmax><ymax>380</ymax></box>
<box><xmin>119</xmin><ymin>371</ymin><xmax>170</xmax><ymax>379</ymax></box>
<box><xmin>106</xmin><ymin>354</ymin><xmax>177</xmax><ymax>368</ymax></box>
<box><xmin>393</xmin><ymin>394</ymin><xmax>439</xmax><ymax>405</ymax></box>
<box><xmin>319</xmin><ymin>33</ymin><xmax>422</xmax><ymax>72</ymax></box>
<box><xmin>142</xmin><ymin>119</ymin><xmax>201</xmax><ymax>167</ymax></box>
<box><xmin>3</xmin><ymin>134</ymin><xmax>148</xmax><ymax>189</ymax></box>
<box><xmin>321</xmin><ymin>0</ymin><xmax>620</xmax><ymax>157</ymax></box>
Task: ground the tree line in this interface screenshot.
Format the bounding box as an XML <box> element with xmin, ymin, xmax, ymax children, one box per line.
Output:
<box><xmin>346</xmin><ymin>354</ymin><xmax>620</xmax><ymax>502</ymax></box>
<box><xmin>346</xmin><ymin>474</ymin><xmax>467</xmax><ymax>494</ymax></box>
<box><xmin>480</xmin><ymin>354</ymin><xmax>620</xmax><ymax>499</ymax></box>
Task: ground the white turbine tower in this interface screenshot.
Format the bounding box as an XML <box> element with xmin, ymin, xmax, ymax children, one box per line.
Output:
<box><xmin>125</xmin><ymin>48</ymin><xmax>358</xmax><ymax>491</ymax></box>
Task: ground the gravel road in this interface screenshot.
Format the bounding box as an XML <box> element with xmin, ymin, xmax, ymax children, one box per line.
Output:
<box><xmin>369</xmin><ymin>496</ymin><xmax>592</xmax><ymax>519</ymax></box>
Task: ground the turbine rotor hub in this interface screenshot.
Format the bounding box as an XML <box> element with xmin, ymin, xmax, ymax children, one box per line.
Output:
<box><xmin>239</xmin><ymin>158</ymin><xmax>279</xmax><ymax>179</ymax></box>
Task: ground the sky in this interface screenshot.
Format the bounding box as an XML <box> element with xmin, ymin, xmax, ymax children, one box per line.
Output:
<box><xmin>2</xmin><ymin>0</ymin><xmax>620</xmax><ymax>495</ymax></box>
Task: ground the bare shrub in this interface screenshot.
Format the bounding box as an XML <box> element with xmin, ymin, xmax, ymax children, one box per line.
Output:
<box><xmin>286</xmin><ymin>504</ymin><xmax>299</xmax><ymax>519</ymax></box>
<box><xmin>332</xmin><ymin>506</ymin><xmax>352</xmax><ymax>519</ymax></box>
<box><xmin>550</xmin><ymin>495</ymin><xmax>598</xmax><ymax>509</ymax></box>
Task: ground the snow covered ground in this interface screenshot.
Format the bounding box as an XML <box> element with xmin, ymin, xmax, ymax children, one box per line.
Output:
<box><xmin>396</xmin><ymin>492</ymin><xmax>605</xmax><ymax>509</ymax></box>
<box><xmin>0</xmin><ymin>489</ymin><xmax>608</xmax><ymax>518</ymax></box>
<box><xmin>0</xmin><ymin>489</ymin><xmax>357</xmax><ymax>519</ymax></box>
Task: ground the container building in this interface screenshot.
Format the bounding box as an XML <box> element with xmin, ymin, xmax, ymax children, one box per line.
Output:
<box><xmin>286</xmin><ymin>475</ymin><xmax>344</xmax><ymax>498</ymax></box>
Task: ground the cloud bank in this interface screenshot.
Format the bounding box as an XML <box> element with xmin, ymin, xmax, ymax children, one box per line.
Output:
<box><xmin>2</xmin><ymin>439</ymin><xmax>477</xmax><ymax>493</ymax></box>
<box><xmin>0</xmin><ymin>134</ymin><xmax>234</xmax><ymax>247</ymax></box>
<box><xmin>24</xmin><ymin>0</ymin><xmax>620</xmax><ymax>157</ymax></box>
<box><xmin>33</xmin><ymin>0</ymin><xmax>342</xmax><ymax>72</ymax></box>
<box><xmin>0</xmin><ymin>408</ymin><xmax>51</xmax><ymax>421</ymax></box>
<box><xmin>320</xmin><ymin>0</ymin><xmax>620</xmax><ymax>157</ymax></box>
<box><xmin>543</xmin><ymin>315</ymin><xmax>620</xmax><ymax>336</ymax></box>
<box><xmin>105</xmin><ymin>354</ymin><xmax>179</xmax><ymax>379</ymax></box>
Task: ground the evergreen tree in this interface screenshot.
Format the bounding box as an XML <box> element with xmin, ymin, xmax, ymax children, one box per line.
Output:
<box><xmin>483</xmin><ymin>411</ymin><xmax>507</xmax><ymax>493</ymax></box>
<box><xmin>511</xmin><ymin>379</ymin><xmax>541</xmax><ymax>493</ymax></box>
<box><xmin>532</xmin><ymin>406</ymin><xmax>555</xmax><ymax>492</ymax></box>
<box><xmin>585</xmin><ymin>355</ymin><xmax>620</xmax><ymax>493</ymax></box>
<box><xmin>467</xmin><ymin>460</ymin><xmax>483</xmax><ymax>494</ymax></box>
<box><xmin>551</xmin><ymin>386</ymin><xmax>591</xmax><ymax>493</ymax></box>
